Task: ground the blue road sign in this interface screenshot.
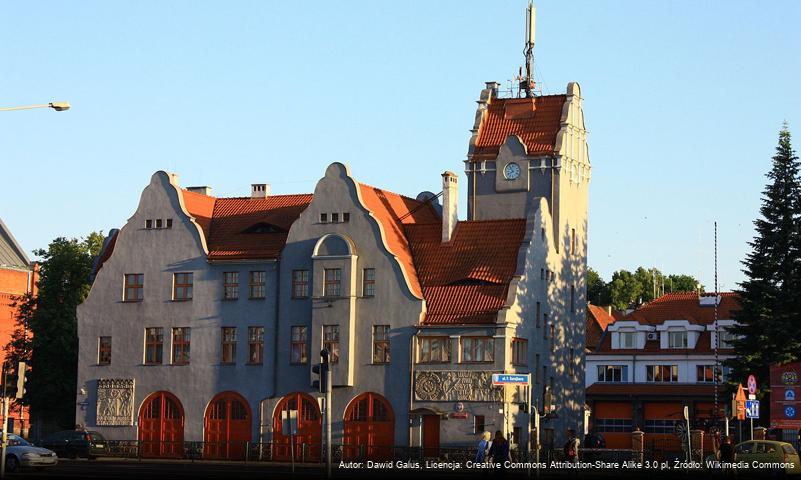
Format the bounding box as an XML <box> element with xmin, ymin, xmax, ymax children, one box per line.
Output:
<box><xmin>745</xmin><ymin>400</ymin><xmax>760</xmax><ymax>419</ymax></box>
<box><xmin>492</xmin><ymin>374</ymin><xmax>530</xmax><ymax>385</ymax></box>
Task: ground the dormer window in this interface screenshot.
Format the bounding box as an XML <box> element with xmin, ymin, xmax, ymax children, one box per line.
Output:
<box><xmin>620</xmin><ymin>331</ymin><xmax>636</xmax><ymax>349</ymax></box>
<box><xmin>242</xmin><ymin>222</ymin><xmax>285</xmax><ymax>234</ymax></box>
<box><xmin>668</xmin><ymin>331</ymin><xmax>688</xmax><ymax>348</ymax></box>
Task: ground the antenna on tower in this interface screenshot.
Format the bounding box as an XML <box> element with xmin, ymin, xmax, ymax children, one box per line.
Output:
<box><xmin>521</xmin><ymin>1</ymin><xmax>537</xmax><ymax>98</ymax></box>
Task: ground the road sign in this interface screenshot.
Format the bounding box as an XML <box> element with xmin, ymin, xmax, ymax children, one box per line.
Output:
<box><xmin>745</xmin><ymin>400</ymin><xmax>760</xmax><ymax>419</ymax></box>
<box><xmin>735</xmin><ymin>385</ymin><xmax>747</xmax><ymax>420</ymax></box>
<box><xmin>747</xmin><ymin>375</ymin><xmax>757</xmax><ymax>395</ymax></box>
<box><xmin>492</xmin><ymin>373</ymin><xmax>530</xmax><ymax>386</ymax></box>
<box><xmin>281</xmin><ymin>409</ymin><xmax>298</xmax><ymax>435</ymax></box>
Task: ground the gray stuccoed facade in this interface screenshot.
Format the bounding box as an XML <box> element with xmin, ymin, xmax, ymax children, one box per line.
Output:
<box><xmin>75</xmin><ymin>80</ymin><xmax>590</xmax><ymax>459</ymax></box>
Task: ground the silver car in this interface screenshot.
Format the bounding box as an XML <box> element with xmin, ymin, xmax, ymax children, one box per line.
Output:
<box><xmin>3</xmin><ymin>433</ymin><xmax>59</xmax><ymax>472</ymax></box>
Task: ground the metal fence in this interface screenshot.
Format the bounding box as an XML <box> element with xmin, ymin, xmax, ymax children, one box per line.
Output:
<box><xmin>96</xmin><ymin>441</ymin><xmax>643</xmax><ymax>465</ymax></box>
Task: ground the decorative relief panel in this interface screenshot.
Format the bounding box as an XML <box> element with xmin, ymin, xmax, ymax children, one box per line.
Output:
<box><xmin>96</xmin><ymin>378</ymin><xmax>135</xmax><ymax>426</ymax></box>
<box><xmin>414</xmin><ymin>371</ymin><xmax>502</xmax><ymax>402</ymax></box>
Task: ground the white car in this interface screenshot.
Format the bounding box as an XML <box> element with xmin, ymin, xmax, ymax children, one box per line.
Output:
<box><xmin>3</xmin><ymin>433</ymin><xmax>58</xmax><ymax>472</ymax></box>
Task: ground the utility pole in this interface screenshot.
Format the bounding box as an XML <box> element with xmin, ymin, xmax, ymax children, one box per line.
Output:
<box><xmin>313</xmin><ymin>350</ymin><xmax>332</xmax><ymax>478</ymax></box>
<box><xmin>1</xmin><ymin>362</ymin><xmax>9</xmax><ymax>479</ymax></box>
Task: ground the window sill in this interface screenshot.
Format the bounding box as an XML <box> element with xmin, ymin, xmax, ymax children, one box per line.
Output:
<box><xmin>172</xmin><ymin>362</ymin><xmax>190</xmax><ymax>366</ymax></box>
<box><xmin>172</xmin><ymin>299</ymin><xmax>192</xmax><ymax>302</ymax></box>
<box><xmin>95</xmin><ymin>363</ymin><xmax>111</xmax><ymax>367</ymax></box>
<box><xmin>248</xmin><ymin>297</ymin><xmax>266</xmax><ymax>301</ymax></box>
<box><xmin>219</xmin><ymin>362</ymin><xmax>236</xmax><ymax>366</ymax></box>
<box><xmin>122</xmin><ymin>300</ymin><xmax>143</xmax><ymax>303</ymax></box>
<box><xmin>460</xmin><ymin>361</ymin><xmax>495</xmax><ymax>364</ymax></box>
<box><xmin>371</xmin><ymin>362</ymin><xmax>390</xmax><ymax>365</ymax></box>
<box><xmin>416</xmin><ymin>361</ymin><xmax>451</xmax><ymax>365</ymax></box>
<box><xmin>142</xmin><ymin>363</ymin><xmax>163</xmax><ymax>366</ymax></box>
<box><xmin>291</xmin><ymin>296</ymin><xmax>309</xmax><ymax>300</ymax></box>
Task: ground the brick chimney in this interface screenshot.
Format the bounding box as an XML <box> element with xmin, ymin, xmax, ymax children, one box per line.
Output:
<box><xmin>251</xmin><ymin>183</ymin><xmax>270</xmax><ymax>199</ymax></box>
<box><xmin>441</xmin><ymin>171</ymin><xmax>458</xmax><ymax>243</ymax></box>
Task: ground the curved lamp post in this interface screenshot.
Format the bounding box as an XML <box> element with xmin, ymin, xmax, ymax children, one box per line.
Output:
<box><xmin>0</xmin><ymin>101</ymin><xmax>70</xmax><ymax>112</ymax></box>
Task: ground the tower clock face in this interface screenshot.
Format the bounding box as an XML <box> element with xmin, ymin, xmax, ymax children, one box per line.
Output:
<box><xmin>503</xmin><ymin>162</ymin><xmax>521</xmax><ymax>180</ymax></box>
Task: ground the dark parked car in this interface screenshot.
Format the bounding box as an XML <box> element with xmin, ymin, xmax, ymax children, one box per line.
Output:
<box><xmin>39</xmin><ymin>430</ymin><xmax>108</xmax><ymax>459</ymax></box>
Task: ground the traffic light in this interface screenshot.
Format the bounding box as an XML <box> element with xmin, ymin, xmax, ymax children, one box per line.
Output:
<box><xmin>3</xmin><ymin>365</ymin><xmax>18</xmax><ymax>399</ymax></box>
<box><xmin>311</xmin><ymin>349</ymin><xmax>331</xmax><ymax>393</ymax></box>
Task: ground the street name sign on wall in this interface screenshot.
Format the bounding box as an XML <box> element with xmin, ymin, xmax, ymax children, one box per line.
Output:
<box><xmin>492</xmin><ymin>374</ymin><xmax>530</xmax><ymax>386</ymax></box>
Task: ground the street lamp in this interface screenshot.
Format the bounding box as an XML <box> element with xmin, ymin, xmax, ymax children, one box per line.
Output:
<box><xmin>0</xmin><ymin>101</ymin><xmax>71</xmax><ymax>112</ymax></box>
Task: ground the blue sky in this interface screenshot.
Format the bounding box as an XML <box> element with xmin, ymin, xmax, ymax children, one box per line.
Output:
<box><xmin>2</xmin><ymin>1</ymin><xmax>799</xmax><ymax>291</ymax></box>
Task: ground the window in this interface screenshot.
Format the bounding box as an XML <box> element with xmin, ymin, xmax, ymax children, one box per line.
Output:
<box><xmin>290</xmin><ymin>326</ymin><xmax>307</xmax><ymax>364</ymax></box>
<box><xmin>221</xmin><ymin>327</ymin><xmax>236</xmax><ymax>364</ymax></box>
<box><xmin>718</xmin><ymin>329</ymin><xmax>735</xmax><ymax>349</ymax></box>
<box><xmin>668</xmin><ymin>331</ymin><xmax>688</xmax><ymax>348</ymax></box>
<box><xmin>156</xmin><ymin>219</ymin><xmax>163</xmax><ymax>228</ymax></box>
<box><xmin>474</xmin><ymin>415</ymin><xmax>485</xmax><ymax>434</ymax></box>
<box><xmin>512</xmin><ymin>338</ymin><xmax>528</xmax><ymax>366</ymax></box>
<box><xmin>644</xmin><ymin>420</ymin><xmax>676</xmax><ymax>434</ymax></box>
<box><xmin>418</xmin><ymin>337</ymin><xmax>451</xmax><ymax>363</ymax></box>
<box><xmin>461</xmin><ymin>337</ymin><xmax>494</xmax><ymax>363</ymax></box>
<box><xmin>145</xmin><ymin>219</ymin><xmax>153</xmax><ymax>229</ymax></box>
<box><xmin>173</xmin><ymin>273</ymin><xmax>193</xmax><ymax>300</ymax></box>
<box><xmin>249</xmin><ymin>271</ymin><xmax>266</xmax><ymax>299</ymax></box>
<box><xmin>98</xmin><ymin>337</ymin><xmax>112</xmax><ymax>365</ymax></box>
<box><xmin>320</xmin><ymin>213</ymin><xmax>328</xmax><ymax>223</ymax></box>
<box><xmin>172</xmin><ymin>327</ymin><xmax>190</xmax><ymax>365</ymax></box>
<box><xmin>536</xmin><ymin>302</ymin><xmax>541</xmax><ymax>328</ymax></box>
<box><xmin>543</xmin><ymin>313</ymin><xmax>549</xmax><ymax>339</ymax></box>
<box><xmin>331</xmin><ymin>213</ymin><xmax>339</xmax><ymax>223</ymax></box>
<box><xmin>323</xmin><ymin>325</ymin><xmax>340</xmax><ymax>363</ymax></box>
<box><xmin>569</xmin><ymin>348</ymin><xmax>574</xmax><ymax>375</ymax></box>
<box><xmin>646</xmin><ymin>365</ymin><xmax>678</xmax><ymax>382</ymax></box>
<box><xmin>166</xmin><ymin>218</ymin><xmax>173</xmax><ymax>228</ymax></box>
<box><xmin>372</xmin><ymin>325</ymin><xmax>390</xmax><ymax>364</ymax></box>
<box><xmin>144</xmin><ymin>327</ymin><xmax>164</xmax><ymax>365</ymax></box>
<box><xmin>595</xmin><ymin>418</ymin><xmax>632</xmax><ymax>433</ymax></box>
<box><xmin>363</xmin><ymin>268</ymin><xmax>375</xmax><ymax>297</ymax></box>
<box><xmin>540</xmin><ymin>269</ymin><xmax>545</xmax><ymax>280</ymax></box>
<box><xmin>549</xmin><ymin>324</ymin><xmax>555</xmax><ymax>348</ymax></box>
<box><xmin>597</xmin><ymin>365</ymin><xmax>628</xmax><ymax>382</ymax></box>
<box><xmin>696</xmin><ymin>365</ymin><xmax>721</xmax><ymax>383</ymax></box>
<box><xmin>291</xmin><ymin>270</ymin><xmax>309</xmax><ymax>298</ymax></box>
<box><xmin>124</xmin><ymin>274</ymin><xmax>144</xmax><ymax>302</ymax></box>
<box><xmin>571</xmin><ymin>228</ymin><xmax>576</xmax><ymax>254</ymax></box>
<box><xmin>343</xmin><ymin>213</ymin><xmax>350</xmax><ymax>222</ymax></box>
<box><xmin>570</xmin><ymin>285</ymin><xmax>575</xmax><ymax>313</ymax></box>
<box><xmin>248</xmin><ymin>327</ymin><xmax>264</xmax><ymax>364</ymax></box>
<box><xmin>324</xmin><ymin>269</ymin><xmax>342</xmax><ymax>297</ymax></box>
<box><xmin>620</xmin><ymin>331</ymin><xmax>636</xmax><ymax>348</ymax></box>
<box><xmin>223</xmin><ymin>272</ymin><xmax>239</xmax><ymax>300</ymax></box>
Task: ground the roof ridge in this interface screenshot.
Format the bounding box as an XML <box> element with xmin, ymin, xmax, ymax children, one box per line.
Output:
<box><xmin>215</xmin><ymin>193</ymin><xmax>313</xmax><ymax>200</ymax></box>
<box><xmin>358</xmin><ymin>182</ymin><xmax>425</xmax><ymax>205</ymax></box>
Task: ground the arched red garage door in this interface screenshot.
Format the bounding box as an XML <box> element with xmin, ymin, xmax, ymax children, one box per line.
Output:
<box><xmin>272</xmin><ymin>392</ymin><xmax>321</xmax><ymax>462</ymax></box>
<box><xmin>343</xmin><ymin>392</ymin><xmax>395</xmax><ymax>460</ymax></box>
<box><xmin>204</xmin><ymin>391</ymin><xmax>252</xmax><ymax>460</ymax></box>
<box><xmin>138</xmin><ymin>391</ymin><xmax>184</xmax><ymax>458</ymax></box>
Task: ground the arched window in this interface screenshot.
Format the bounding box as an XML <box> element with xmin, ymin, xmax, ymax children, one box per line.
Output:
<box><xmin>314</xmin><ymin>234</ymin><xmax>353</xmax><ymax>257</ymax></box>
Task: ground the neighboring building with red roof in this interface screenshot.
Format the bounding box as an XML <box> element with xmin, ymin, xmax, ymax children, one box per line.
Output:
<box><xmin>75</xmin><ymin>23</ymin><xmax>590</xmax><ymax>458</ymax></box>
<box><xmin>585</xmin><ymin>292</ymin><xmax>740</xmax><ymax>450</ymax></box>
<box><xmin>0</xmin><ymin>218</ymin><xmax>37</xmax><ymax>436</ymax></box>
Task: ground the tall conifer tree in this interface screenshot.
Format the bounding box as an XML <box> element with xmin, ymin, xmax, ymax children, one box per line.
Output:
<box><xmin>727</xmin><ymin>125</ymin><xmax>801</xmax><ymax>391</ymax></box>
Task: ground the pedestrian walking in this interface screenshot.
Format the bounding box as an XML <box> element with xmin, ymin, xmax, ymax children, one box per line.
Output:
<box><xmin>488</xmin><ymin>430</ymin><xmax>510</xmax><ymax>478</ymax></box>
<box><xmin>476</xmin><ymin>431</ymin><xmax>491</xmax><ymax>462</ymax></box>
<box><xmin>718</xmin><ymin>435</ymin><xmax>736</xmax><ymax>477</ymax></box>
<box><xmin>563</xmin><ymin>429</ymin><xmax>579</xmax><ymax>463</ymax></box>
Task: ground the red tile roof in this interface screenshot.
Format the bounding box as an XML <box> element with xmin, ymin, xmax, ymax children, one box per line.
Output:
<box><xmin>594</xmin><ymin>329</ymin><xmax>734</xmax><ymax>355</ymax></box>
<box><xmin>405</xmin><ymin>220</ymin><xmax>527</xmax><ymax>324</ymax></box>
<box><xmin>181</xmin><ymin>190</ymin><xmax>313</xmax><ymax>261</ymax></box>
<box><xmin>622</xmin><ymin>292</ymin><xmax>740</xmax><ymax>326</ymax></box>
<box><xmin>357</xmin><ymin>184</ymin><xmax>440</xmax><ymax>298</ymax></box>
<box><xmin>472</xmin><ymin>95</ymin><xmax>566</xmax><ymax>159</ymax></box>
<box><xmin>586</xmin><ymin>305</ymin><xmax>616</xmax><ymax>351</ymax></box>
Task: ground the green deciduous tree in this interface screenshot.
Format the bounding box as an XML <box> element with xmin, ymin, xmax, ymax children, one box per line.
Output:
<box><xmin>727</xmin><ymin>126</ymin><xmax>801</xmax><ymax>392</ymax></box>
<box><xmin>5</xmin><ymin>233</ymin><xmax>103</xmax><ymax>431</ymax></box>
<box><xmin>587</xmin><ymin>267</ymin><xmax>612</xmax><ymax>305</ymax></box>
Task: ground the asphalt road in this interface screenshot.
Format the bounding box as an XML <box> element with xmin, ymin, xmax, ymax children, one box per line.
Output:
<box><xmin>5</xmin><ymin>459</ymin><xmax>738</xmax><ymax>479</ymax></box>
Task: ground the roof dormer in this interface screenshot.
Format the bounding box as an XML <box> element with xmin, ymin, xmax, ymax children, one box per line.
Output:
<box><xmin>656</xmin><ymin>320</ymin><xmax>705</xmax><ymax>349</ymax></box>
<box><xmin>607</xmin><ymin>321</ymin><xmax>653</xmax><ymax>349</ymax></box>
